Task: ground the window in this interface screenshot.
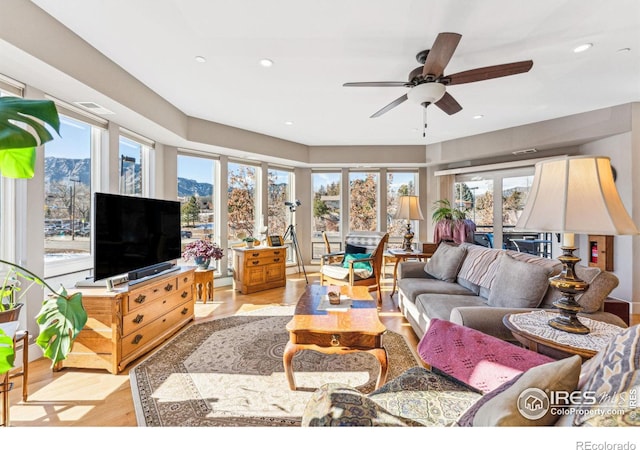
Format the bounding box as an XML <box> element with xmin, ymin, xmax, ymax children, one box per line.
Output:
<box><xmin>387</xmin><ymin>171</ymin><xmax>418</xmax><ymax>244</ymax></box>
<box><xmin>454</xmin><ymin>177</ymin><xmax>493</xmax><ymax>245</ymax></box>
<box><xmin>267</xmin><ymin>167</ymin><xmax>293</xmax><ymax>238</ymax></box>
<box><xmin>44</xmin><ymin>114</ymin><xmax>100</xmax><ymax>273</ymax></box>
<box><xmin>311</xmin><ymin>171</ymin><xmax>341</xmax><ymax>258</ymax></box>
<box><xmin>177</xmin><ymin>153</ymin><xmax>217</xmax><ymax>268</ymax></box>
<box><xmin>227</xmin><ymin>161</ymin><xmax>259</xmax><ymax>241</ymax></box>
<box><xmin>349</xmin><ymin>171</ymin><xmax>378</xmax><ymax>231</ymax></box>
<box><xmin>118</xmin><ymin>136</ymin><xmax>142</xmax><ymax>196</ymax></box>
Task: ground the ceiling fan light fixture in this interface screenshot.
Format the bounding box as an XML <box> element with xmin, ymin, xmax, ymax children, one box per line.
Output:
<box><xmin>407</xmin><ymin>82</ymin><xmax>446</xmax><ymax>106</ymax></box>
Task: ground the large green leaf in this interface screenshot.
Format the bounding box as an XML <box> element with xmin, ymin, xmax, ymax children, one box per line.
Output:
<box><xmin>0</xmin><ymin>97</ymin><xmax>60</xmax><ymax>150</ymax></box>
<box><xmin>0</xmin><ymin>97</ymin><xmax>60</xmax><ymax>179</ymax></box>
<box><xmin>35</xmin><ymin>287</ymin><xmax>87</xmax><ymax>367</ymax></box>
<box><xmin>0</xmin><ymin>329</ymin><xmax>15</xmax><ymax>374</ymax></box>
<box><xmin>0</xmin><ymin>147</ymin><xmax>36</xmax><ymax>178</ymax></box>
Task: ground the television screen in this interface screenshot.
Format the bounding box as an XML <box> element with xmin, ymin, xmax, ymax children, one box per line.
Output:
<box><xmin>94</xmin><ymin>193</ymin><xmax>182</xmax><ymax>281</ymax></box>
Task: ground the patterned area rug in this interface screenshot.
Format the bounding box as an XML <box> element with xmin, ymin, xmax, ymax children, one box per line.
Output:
<box><xmin>130</xmin><ymin>306</ymin><xmax>419</xmax><ymax>426</ymax></box>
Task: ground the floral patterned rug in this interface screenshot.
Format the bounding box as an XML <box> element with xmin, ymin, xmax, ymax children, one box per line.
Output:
<box><xmin>130</xmin><ymin>306</ymin><xmax>419</xmax><ymax>426</ymax></box>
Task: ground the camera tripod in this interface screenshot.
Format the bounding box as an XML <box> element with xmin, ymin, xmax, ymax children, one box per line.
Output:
<box><xmin>283</xmin><ymin>222</ymin><xmax>308</xmax><ymax>284</ymax></box>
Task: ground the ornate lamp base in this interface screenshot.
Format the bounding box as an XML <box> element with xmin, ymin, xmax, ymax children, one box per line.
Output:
<box><xmin>548</xmin><ymin>246</ymin><xmax>590</xmax><ymax>335</ymax></box>
<box><xmin>402</xmin><ymin>223</ymin><xmax>414</xmax><ymax>252</ymax></box>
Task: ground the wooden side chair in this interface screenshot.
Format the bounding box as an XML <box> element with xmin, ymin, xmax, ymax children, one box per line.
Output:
<box><xmin>320</xmin><ymin>231</ymin><xmax>389</xmax><ymax>305</ymax></box>
<box><xmin>322</xmin><ymin>231</ymin><xmax>343</xmax><ymax>264</ymax></box>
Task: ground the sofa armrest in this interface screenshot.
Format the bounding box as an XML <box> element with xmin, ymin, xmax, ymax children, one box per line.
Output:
<box><xmin>397</xmin><ymin>261</ymin><xmax>429</xmax><ymax>279</ymax></box>
<box><xmin>449</xmin><ymin>306</ymin><xmax>542</xmax><ymax>341</ymax></box>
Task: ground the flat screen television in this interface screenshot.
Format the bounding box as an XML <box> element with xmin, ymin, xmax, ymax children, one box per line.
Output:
<box><xmin>93</xmin><ymin>192</ymin><xmax>182</xmax><ymax>282</ymax></box>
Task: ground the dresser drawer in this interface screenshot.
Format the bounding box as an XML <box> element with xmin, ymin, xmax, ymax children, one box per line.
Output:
<box><xmin>122</xmin><ymin>288</ymin><xmax>191</xmax><ymax>336</ymax></box>
<box><xmin>244</xmin><ymin>254</ymin><xmax>286</xmax><ymax>268</ymax></box>
<box><xmin>126</xmin><ymin>278</ymin><xmax>178</xmax><ymax>312</ymax></box>
<box><xmin>121</xmin><ymin>300</ymin><xmax>194</xmax><ymax>358</ymax></box>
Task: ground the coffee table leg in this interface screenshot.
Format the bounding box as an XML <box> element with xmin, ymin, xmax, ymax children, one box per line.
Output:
<box><xmin>283</xmin><ymin>340</ymin><xmax>298</xmax><ymax>390</ymax></box>
<box><xmin>371</xmin><ymin>348</ymin><xmax>388</xmax><ymax>389</ymax></box>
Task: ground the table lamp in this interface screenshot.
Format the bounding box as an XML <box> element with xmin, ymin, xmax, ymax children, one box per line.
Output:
<box><xmin>515</xmin><ymin>155</ymin><xmax>638</xmax><ymax>334</ymax></box>
<box><xmin>395</xmin><ymin>195</ymin><xmax>424</xmax><ymax>252</ymax></box>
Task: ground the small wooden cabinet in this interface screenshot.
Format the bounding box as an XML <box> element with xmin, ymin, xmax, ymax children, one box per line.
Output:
<box><xmin>62</xmin><ymin>267</ymin><xmax>195</xmax><ymax>374</ymax></box>
<box><xmin>588</xmin><ymin>235</ymin><xmax>614</xmax><ymax>271</ymax></box>
<box><xmin>233</xmin><ymin>246</ymin><xmax>287</xmax><ymax>294</ymax></box>
<box><xmin>193</xmin><ymin>268</ymin><xmax>215</xmax><ymax>303</ymax></box>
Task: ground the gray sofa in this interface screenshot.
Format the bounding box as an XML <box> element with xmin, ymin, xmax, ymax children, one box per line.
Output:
<box><xmin>396</xmin><ymin>242</ymin><xmax>627</xmax><ymax>341</ymax></box>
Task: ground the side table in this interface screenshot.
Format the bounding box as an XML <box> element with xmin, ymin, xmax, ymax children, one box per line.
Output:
<box><xmin>193</xmin><ymin>268</ymin><xmax>215</xmax><ymax>304</ymax></box>
<box><xmin>503</xmin><ymin>310</ymin><xmax>623</xmax><ymax>361</ymax></box>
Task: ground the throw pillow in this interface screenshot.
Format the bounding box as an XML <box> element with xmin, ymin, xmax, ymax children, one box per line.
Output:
<box><xmin>342</xmin><ymin>253</ymin><xmax>372</xmax><ymax>270</ymax></box>
<box><xmin>345</xmin><ymin>243</ymin><xmax>367</xmax><ymax>254</ymax></box>
<box><xmin>573</xmin><ymin>325</ymin><xmax>640</xmax><ymax>426</ymax></box>
<box><xmin>424</xmin><ymin>243</ymin><xmax>467</xmax><ymax>283</ymax></box>
<box><xmin>487</xmin><ymin>253</ymin><xmax>552</xmax><ymax>308</ymax></box>
<box><xmin>459</xmin><ymin>355</ymin><xmax>582</xmax><ymax>426</ymax></box>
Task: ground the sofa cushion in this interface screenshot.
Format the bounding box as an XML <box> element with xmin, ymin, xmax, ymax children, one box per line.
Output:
<box><xmin>424</xmin><ymin>242</ymin><xmax>467</xmax><ymax>282</ymax></box>
<box><xmin>573</xmin><ymin>325</ymin><xmax>640</xmax><ymax>426</ymax></box>
<box><xmin>397</xmin><ymin>277</ymin><xmax>476</xmax><ymax>304</ymax></box>
<box><xmin>418</xmin><ymin>319</ymin><xmax>555</xmax><ymax>394</ymax></box>
<box><xmin>540</xmin><ymin>265</ymin><xmax>619</xmax><ymax>313</ymax></box>
<box><xmin>487</xmin><ymin>254</ymin><xmax>552</xmax><ymax>308</ymax></box>
<box><xmin>458</xmin><ymin>355</ymin><xmax>582</xmax><ymax>426</ymax></box>
<box><xmin>416</xmin><ymin>294</ymin><xmax>486</xmax><ymax>321</ymax></box>
<box><xmin>320</xmin><ymin>264</ymin><xmax>372</xmax><ymax>280</ymax></box>
<box><xmin>457</xmin><ymin>243</ymin><xmax>503</xmax><ymax>290</ymax></box>
<box><xmin>345</xmin><ymin>243</ymin><xmax>367</xmax><ymax>254</ymax></box>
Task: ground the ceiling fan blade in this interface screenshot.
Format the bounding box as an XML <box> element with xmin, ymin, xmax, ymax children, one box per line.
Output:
<box><xmin>446</xmin><ymin>60</ymin><xmax>533</xmax><ymax>85</ymax></box>
<box><xmin>343</xmin><ymin>81</ymin><xmax>407</xmax><ymax>87</ymax></box>
<box><xmin>370</xmin><ymin>93</ymin><xmax>408</xmax><ymax>118</ymax></box>
<box><xmin>434</xmin><ymin>92</ymin><xmax>462</xmax><ymax>115</ymax></box>
<box><xmin>422</xmin><ymin>32</ymin><xmax>462</xmax><ymax>79</ymax></box>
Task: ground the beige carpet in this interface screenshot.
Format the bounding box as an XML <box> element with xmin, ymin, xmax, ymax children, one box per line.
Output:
<box><xmin>130</xmin><ymin>305</ymin><xmax>420</xmax><ymax>426</ymax></box>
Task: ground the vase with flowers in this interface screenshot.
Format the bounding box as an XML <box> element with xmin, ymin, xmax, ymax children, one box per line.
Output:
<box><xmin>182</xmin><ymin>239</ymin><xmax>224</xmax><ymax>270</ymax></box>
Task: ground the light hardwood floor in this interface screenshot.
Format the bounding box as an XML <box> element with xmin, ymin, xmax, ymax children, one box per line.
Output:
<box><xmin>4</xmin><ymin>270</ymin><xmax>420</xmax><ymax>427</ymax></box>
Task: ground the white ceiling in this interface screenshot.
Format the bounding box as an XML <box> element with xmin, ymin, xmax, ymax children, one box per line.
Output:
<box><xmin>26</xmin><ymin>0</ymin><xmax>640</xmax><ymax>147</ymax></box>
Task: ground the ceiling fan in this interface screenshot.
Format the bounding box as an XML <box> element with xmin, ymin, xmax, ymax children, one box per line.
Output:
<box><xmin>343</xmin><ymin>32</ymin><xmax>533</xmax><ymax>133</ymax></box>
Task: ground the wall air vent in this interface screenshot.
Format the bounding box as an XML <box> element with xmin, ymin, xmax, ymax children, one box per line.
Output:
<box><xmin>512</xmin><ymin>148</ymin><xmax>537</xmax><ymax>155</ymax></box>
<box><xmin>73</xmin><ymin>101</ymin><xmax>114</xmax><ymax>115</ymax></box>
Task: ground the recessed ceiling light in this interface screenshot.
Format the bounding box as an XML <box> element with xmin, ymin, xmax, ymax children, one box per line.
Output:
<box><xmin>473</xmin><ymin>114</ymin><xmax>484</xmax><ymax>119</ymax></box>
<box><xmin>260</xmin><ymin>59</ymin><xmax>274</xmax><ymax>67</ymax></box>
<box><xmin>195</xmin><ymin>56</ymin><xmax>206</xmax><ymax>63</ymax></box>
<box><xmin>573</xmin><ymin>43</ymin><xmax>593</xmax><ymax>53</ymax></box>
<box><xmin>284</xmin><ymin>121</ymin><xmax>293</xmax><ymax>125</ymax></box>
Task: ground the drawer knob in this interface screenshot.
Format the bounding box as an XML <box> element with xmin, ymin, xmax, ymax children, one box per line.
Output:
<box><xmin>134</xmin><ymin>294</ymin><xmax>146</xmax><ymax>304</ymax></box>
<box><xmin>273</xmin><ymin>258</ymin><xmax>280</xmax><ymax>262</ymax></box>
<box><xmin>132</xmin><ymin>334</ymin><xmax>143</xmax><ymax>345</ymax></box>
<box><xmin>181</xmin><ymin>291</ymin><xmax>188</xmax><ymax>298</ymax></box>
<box><xmin>133</xmin><ymin>314</ymin><xmax>144</xmax><ymax>324</ymax></box>
<box><xmin>181</xmin><ymin>307</ymin><xmax>189</xmax><ymax>315</ymax></box>
<box><xmin>330</xmin><ymin>334</ymin><xmax>340</xmax><ymax>347</ymax></box>
<box><xmin>252</xmin><ymin>260</ymin><xmax>259</xmax><ymax>265</ymax></box>
<box><xmin>252</xmin><ymin>252</ymin><xmax>260</xmax><ymax>257</ymax></box>
<box><xmin>274</xmin><ymin>250</ymin><xmax>281</xmax><ymax>255</ymax></box>
<box><xmin>164</xmin><ymin>283</ymin><xmax>174</xmax><ymax>292</ymax></box>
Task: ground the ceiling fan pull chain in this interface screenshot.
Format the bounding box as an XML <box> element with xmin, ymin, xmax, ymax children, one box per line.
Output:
<box><xmin>423</xmin><ymin>106</ymin><xmax>427</xmax><ymax>137</ymax></box>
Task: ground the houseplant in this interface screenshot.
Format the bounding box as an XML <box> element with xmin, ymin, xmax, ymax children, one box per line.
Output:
<box><xmin>182</xmin><ymin>239</ymin><xmax>224</xmax><ymax>269</ymax></box>
<box><xmin>432</xmin><ymin>199</ymin><xmax>476</xmax><ymax>244</ymax></box>
<box><xmin>0</xmin><ymin>97</ymin><xmax>87</xmax><ymax>372</ymax></box>
<box><xmin>243</xmin><ymin>236</ymin><xmax>259</xmax><ymax>248</ymax></box>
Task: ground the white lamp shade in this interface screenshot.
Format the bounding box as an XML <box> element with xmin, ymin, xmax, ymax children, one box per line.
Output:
<box><xmin>515</xmin><ymin>155</ymin><xmax>639</xmax><ymax>235</ymax></box>
<box><xmin>395</xmin><ymin>195</ymin><xmax>425</xmax><ymax>220</ymax></box>
<box><xmin>407</xmin><ymin>83</ymin><xmax>446</xmax><ymax>105</ymax></box>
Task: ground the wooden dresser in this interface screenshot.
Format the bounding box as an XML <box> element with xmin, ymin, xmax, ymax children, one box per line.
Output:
<box><xmin>61</xmin><ymin>267</ymin><xmax>195</xmax><ymax>374</ymax></box>
<box><xmin>233</xmin><ymin>246</ymin><xmax>287</xmax><ymax>294</ymax></box>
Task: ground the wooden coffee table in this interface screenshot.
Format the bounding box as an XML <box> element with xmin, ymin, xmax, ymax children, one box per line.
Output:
<box><xmin>283</xmin><ymin>285</ymin><xmax>388</xmax><ymax>390</ymax></box>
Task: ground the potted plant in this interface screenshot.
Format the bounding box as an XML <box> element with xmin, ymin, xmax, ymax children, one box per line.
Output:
<box><xmin>0</xmin><ymin>97</ymin><xmax>87</xmax><ymax>373</ymax></box>
<box><xmin>182</xmin><ymin>239</ymin><xmax>224</xmax><ymax>270</ymax></box>
<box><xmin>243</xmin><ymin>236</ymin><xmax>259</xmax><ymax>248</ymax></box>
<box><xmin>432</xmin><ymin>199</ymin><xmax>476</xmax><ymax>244</ymax></box>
